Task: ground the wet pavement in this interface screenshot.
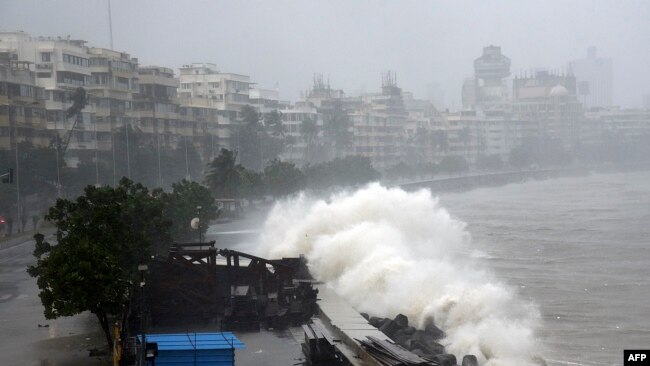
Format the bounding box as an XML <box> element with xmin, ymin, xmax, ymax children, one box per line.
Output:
<box><xmin>0</xmin><ymin>234</ymin><xmax>110</xmax><ymax>366</ymax></box>
<box><xmin>0</xmin><ymin>208</ymin><xmax>272</xmax><ymax>366</ymax></box>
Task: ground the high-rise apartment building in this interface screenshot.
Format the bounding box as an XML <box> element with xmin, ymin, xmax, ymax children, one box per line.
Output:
<box><xmin>0</xmin><ymin>31</ymin><xmax>95</xmax><ymax>164</ymax></box>
<box><xmin>568</xmin><ymin>47</ymin><xmax>613</xmax><ymax>108</ymax></box>
<box><xmin>0</xmin><ymin>52</ymin><xmax>48</xmax><ymax>150</ymax></box>
<box><xmin>178</xmin><ymin>63</ymin><xmax>251</xmax><ymax>118</ymax></box>
<box><xmin>463</xmin><ymin>46</ymin><xmax>511</xmax><ymax>110</ymax></box>
<box><xmin>512</xmin><ymin>70</ymin><xmax>583</xmax><ymax>149</ymax></box>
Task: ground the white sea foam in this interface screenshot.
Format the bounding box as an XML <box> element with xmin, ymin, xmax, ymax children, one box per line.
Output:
<box><xmin>256</xmin><ymin>183</ymin><xmax>542</xmax><ymax>366</ymax></box>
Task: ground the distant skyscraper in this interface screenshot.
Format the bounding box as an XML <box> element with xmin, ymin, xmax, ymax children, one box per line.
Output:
<box><xmin>426</xmin><ymin>83</ymin><xmax>445</xmax><ymax>110</ymax></box>
<box><xmin>643</xmin><ymin>94</ymin><xmax>650</xmax><ymax>110</ymax></box>
<box><xmin>462</xmin><ymin>45</ymin><xmax>511</xmax><ymax>110</ymax></box>
<box><xmin>568</xmin><ymin>47</ymin><xmax>613</xmax><ymax>108</ymax></box>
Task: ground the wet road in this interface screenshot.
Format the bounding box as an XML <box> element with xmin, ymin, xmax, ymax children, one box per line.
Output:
<box><xmin>0</xmin><ymin>235</ymin><xmax>109</xmax><ymax>366</ymax></box>
<box><xmin>0</xmin><ymin>210</ymin><xmax>270</xmax><ymax>366</ymax></box>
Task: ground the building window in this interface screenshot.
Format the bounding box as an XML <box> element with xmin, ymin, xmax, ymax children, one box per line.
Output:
<box><xmin>63</xmin><ymin>53</ymin><xmax>89</xmax><ymax>67</ymax></box>
<box><xmin>115</xmin><ymin>76</ymin><xmax>129</xmax><ymax>89</ymax></box>
<box><xmin>41</xmin><ymin>52</ymin><xmax>51</xmax><ymax>62</ymax></box>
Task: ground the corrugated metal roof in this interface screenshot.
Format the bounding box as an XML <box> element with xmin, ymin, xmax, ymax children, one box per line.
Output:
<box><xmin>142</xmin><ymin>332</ymin><xmax>245</xmax><ymax>350</ymax></box>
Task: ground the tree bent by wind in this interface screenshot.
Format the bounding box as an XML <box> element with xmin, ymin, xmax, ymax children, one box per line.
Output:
<box><xmin>27</xmin><ymin>178</ymin><xmax>171</xmax><ymax>349</ymax></box>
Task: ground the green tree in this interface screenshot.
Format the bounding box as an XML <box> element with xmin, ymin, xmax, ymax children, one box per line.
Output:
<box><xmin>27</xmin><ymin>178</ymin><xmax>172</xmax><ymax>349</ymax></box>
<box><xmin>63</xmin><ymin>156</ymin><xmax>112</xmax><ymax>197</ymax></box>
<box><xmin>264</xmin><ymin>110</ymin><xmax>287</xmax><ymax>163</ymax></box>
<box><xmin>323</xmin><ymin>101</ymin><xmax>352</xmax><ymax>157</ymax></box>
<box><xmin>439</xmin><ymin>155</ymin><xmax>469</xmax><ymax>173</ymax></box>
<box><xmin>156</xmin><ymin>180</ymin><xmax>218</xmax><ymax>242</ymax></box>
<box><xmin>18</xmin><ymin>142</ymin><xmax>60</xmax><ymax>198</ymax></box>
<box><xmin>476</xmin><ymin>154</ymin><xmax>503</xmax><ymax>171</ymax></box>
<box><xmin>385</xmin><ymin>161</ymin><xmax>414</xmax><ymax>181</ymax></box>
<box><xmin>263</xmin><ymin>159</ymin><xmax>304</xmax><ymax>198</ymax></box>
<box><xmin>304</xmin><ymin>155</ymin><xmax>379</xmax><ymax>190</ymax></box>
<box><xmin>238</xmin><ymin>167</ymin><xmax>265</xmax><ymax>201</ymax></box>
<box><xmin>205</xmin><ymin>148</ymin><xmax>241</xmax><ymax>198</ymax></box>
<box><xmin>508</xmin><ymin>136</ymin><xmax>540</xmax><ymax>169</ymax></box>
<box><xmin>264</xmin><ymin>110</ymin><xmax>285</xmax><ymax>138</ymax></box>
<box><xmin>300</xmin><ymin>117</ymin><xmax>319</xmax><ymax>164</ymax></box>
<box><xmin>1</xmin><ymin>142</ymin><xmax>62</xmax><ymax>227</ymax></box>
<box><xmin>238</xmin><ymin>105</ymin><xmax>265</xmax><ymax>170</ymax></box>
<box><xmin>433</xmin><ymin>130</ymin><xmax>449</xmax><ymax>153</ymax></box>
<box><xmin>60</xmin><ymin>87</ymin><xmax>88</xmax><ymax>154</ymax></box>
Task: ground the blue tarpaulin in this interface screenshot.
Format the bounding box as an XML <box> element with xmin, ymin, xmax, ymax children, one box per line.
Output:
<box><xmin>140</xmin><ymin>332</ymin><xmax>245</xmax><ymax>365</ymax></box>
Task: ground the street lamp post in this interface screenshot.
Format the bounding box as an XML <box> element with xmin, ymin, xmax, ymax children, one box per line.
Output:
<box><xmin>13</xmin><ymin>110</ymin><xmax>20</xmax><ymax>229</ymax></box>
<box><xmin>7</xmin><ymin>101</ymin><xmax>21</xmax><ymax>232</ymax></box>
<box><xmin>190</xmin><ymin>205</ymin><xmax>203</xmax><ymax>244</ymax></box>
<box><xmin>197</xmin><ymin>205</ymin><xmax>203</xmax><ymax>243</ymax></box>
<box><xmin>125</xmin><ymin>119</ymin><xmax>131</xmax><ymax>179</ymax></box>
<box><xmin>137</xmin><ymin>264</ymin><xmax>148</xmax><ymax>366</ymax></box>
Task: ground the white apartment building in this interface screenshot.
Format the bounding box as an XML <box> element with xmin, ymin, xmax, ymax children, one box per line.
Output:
<box><xmin>582</xmin><ymin>107</ymin><xmax>650</xmax><ymax>144</ymax></box>
<box><xmin>249</xmin><ymin>87</ymin><xmax>280</xmax><ymax>114</ymax></box>
<box><xmin>0</xmin><ymin>52</ymin><xmax>49</xmax><ymax>150</ymax></box>
<box><xmin>86</xmin><ymin>47</ymin><xmax>139</xmax><ymax>153</ymax></box>
<box><xmin>0</xmin><ymin>31</ymin><xmax>95</xmax><ymax>164</ymax></box>
<box><xmin>350</xmin><ymin>78</ymin><xmax>407</xmax><ymax>169</ymax></box>
<box><xmin>178</xmin><ymin>63</ymin><xmax>251</xmax><ymax>118</ymax></box>
<box><xmin>132</xmin><ymin>66</ymin><xmax>180</xmax><ymax>148</ymax></box>
<box><xmin>279</xmin><ymin>101</ymin><xmax>322</xmax><ymax>166</ymax></box>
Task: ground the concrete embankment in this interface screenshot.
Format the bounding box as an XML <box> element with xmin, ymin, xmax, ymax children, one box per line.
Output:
<box><xmin>313</xmin><ymin>284</ymin><xmax>465</xmax><ymax>366</ymax></box>
<box><xmin>395</xmin><ymin>163</ymin><xmax>650</xmax><ymax>193</ymax></box>
<box><xmin>397</xmin><ymin>168</ymin><xmax>586</xmax><ymax>192</ymax></box>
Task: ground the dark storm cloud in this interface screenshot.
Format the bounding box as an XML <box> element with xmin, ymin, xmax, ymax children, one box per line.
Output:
<box><xmin>1</xmin><ymin>0</ymin><xmax>649</xmax><ymax>107</ymax></box>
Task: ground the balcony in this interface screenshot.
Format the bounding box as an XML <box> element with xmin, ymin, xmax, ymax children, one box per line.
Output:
<box><xmin>36</xmin><ymin>63</ymin><xmax>53</xmax><ymax>70</ymax></box>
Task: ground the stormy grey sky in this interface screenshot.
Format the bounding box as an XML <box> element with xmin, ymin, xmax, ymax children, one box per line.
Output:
<box><xmin>1</xmin><ymin>0</ymin><xmax>649</xmax><ymax>108</ymax></box>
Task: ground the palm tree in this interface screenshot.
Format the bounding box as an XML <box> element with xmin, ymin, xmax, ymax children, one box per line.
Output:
<box><xmin>323</xmin><ymin>101</ymin><xmax>352</xmax><ymax>157</ymax></box>
<box><xmin>61</xmin><ymin>87</ymin><xmax>87</xmax><ymax>155</ymax></box>
<box><xmin>238</xmin><ymin>105</ymin><xmax>264</xmax><ymax>170</ymax></box>
<box><xmin>205</xmin><ymin>148</ymin><xmax>240</xmax><ymax>198</ymax></box>
<box><xmin>264</xmin><ymin>110</ymin><xmax>285</xmax><ymax>138</ymax></box>
<box><xmin>300</xmin><ymin>117</ymin><xmax>319</xmax><ymax>164</ymax></box>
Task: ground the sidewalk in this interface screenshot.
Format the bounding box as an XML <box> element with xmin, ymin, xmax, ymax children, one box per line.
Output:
<box><xmin>0</xmin><ymin>227</ymin><xmax>55</xmax><ymax>250</ymax></box>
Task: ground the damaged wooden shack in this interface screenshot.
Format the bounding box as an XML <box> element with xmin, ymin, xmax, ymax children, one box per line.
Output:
<box><xmin>125</xmin><ymin>241</ymin><xmax>318</xmax><ymax>334</ymax></box>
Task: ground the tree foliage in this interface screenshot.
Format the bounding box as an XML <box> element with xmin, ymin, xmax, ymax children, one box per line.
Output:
<box><xmin>264</xmin><ymin>110</ymin><xmax>285</xmax><ymax>138</ymax></box>
<box><xmin>263</xmin><ymin>159</ymin><xmax>304</xmax><ymax>198</ymax></box>
<box><xmin>439</xmin><ymin>155</ymin><xmax>469</xmax><ymax>173</ymax></box>
<box><xmin>156</xmin><ymin>180</ymin><xmax>219</xmax><ymax>242</ymax></box>
<box><xmin>322</xmin><ymin>101</ymin><xmax>352</xmax><ymax>156</ymax></box>
<box><xmin>508</xmin><ymin>136</ymin><xmax>572</xmax><ymax>169</ymax></box>
<box><xmin>0</xmin><ymin>142</ymin><xmax>63</xmax><ymax>222</ymax></box>
<box><xmin>237</xmin><ymin>167</ymin><xmax>265</xmax><ymax>201</ymax></box>
<box><xmin>476</xmin><ymin>154</ymin><xmax>504</xmax><ymax>171</ymax></box>
<box><xmin>304</xmin><ymin>155</ymin><xmax>379</xmax><ymax>190</ymax></box>
<box><xmin>205</xmin><ymin>148</ymin><xmax>241</xmax><ymax>198</ymax></box>
<box><xmin>300</xmin><ymin>117</ymin><xmax>320</xmax><ymax>164</ymax></box>
<box><xmin>238</xmin><ymin>105</ymin><xmax>264</xmax><ymax>170</ymax></box>
<box><xmin>27</xmin><ymin>178</ymin><xmax>171</xmax><ymax>349</ymax></box>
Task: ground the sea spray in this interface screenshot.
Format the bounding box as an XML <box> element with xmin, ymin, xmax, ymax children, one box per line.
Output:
<box><xmin>257</xmin><ymin>184</ymin><xmax>542</xmax><ymax>366</ymax></box>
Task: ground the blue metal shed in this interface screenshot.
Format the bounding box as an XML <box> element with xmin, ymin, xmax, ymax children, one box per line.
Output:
<box><xmin>141</xmin><ymin>332</ymin><xmax>245</xmax><ymax>365</ymax></box>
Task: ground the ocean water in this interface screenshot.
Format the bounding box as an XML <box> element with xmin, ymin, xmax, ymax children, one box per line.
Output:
<box><xmin>439</xmin><ymin>170</ymin><xmax>650</xmax><ymax>366</ymax></box>
<box><xmin>256</xmin><ymin>170</ymin><xmax>649</xmax><ymax>366</ymax></box>
<box><xmin>259</xmin><ymin>185</ymin><xmax>541</xmax><ymax>365</ymax></box>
